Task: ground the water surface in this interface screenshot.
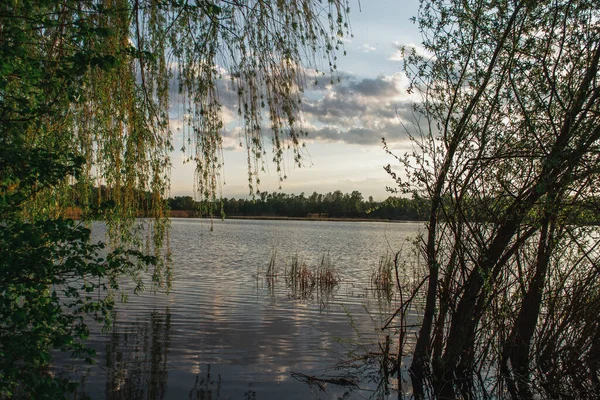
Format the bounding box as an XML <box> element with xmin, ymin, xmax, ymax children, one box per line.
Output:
<box><xmin>68</xmin><ymin>219</ymin><xmax>422</xmax><ymax>399</ymax></box>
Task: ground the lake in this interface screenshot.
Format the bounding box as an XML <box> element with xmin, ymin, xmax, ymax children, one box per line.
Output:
<box><xmin>63</xmin><ymin>219</ymin><xmax>423</xmax><ymax>399</ymax></box>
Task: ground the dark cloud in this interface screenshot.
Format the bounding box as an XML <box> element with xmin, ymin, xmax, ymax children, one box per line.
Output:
<box><xmin>346</xmin><ymin>127</ymin><xmax>381</xmax><ymax>145</ymax></box>
<box><xmin>295</xmin><ymin>71</ymin><xmax>423</xmax><ymax>146</ymax></box>
<box><xmin>302</xmin><ymin>96</ymin><xmax>367</xmax><ymax>122</ymax></box>
<box><xmin>305</xmin><ymin>117</ymin><xmax>416</xmax><ymax>147</ymax></box>
<box><xmin>169</xmin><ymin>66</ymin><xmax>423</xmax><ymax>149</ymax></box>
<box><xmin>348</xmin><ymin>77</ymin><xmax>398</xmax><ymax>97</ymax></box>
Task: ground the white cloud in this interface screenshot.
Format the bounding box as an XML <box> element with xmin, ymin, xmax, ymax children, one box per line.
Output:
<box><xmin>389</xmin><ymin>41</ymin><xmax>434</xmax><ymax>61</ymax></box>
<box><xmin>357</xmin><ymin>43</ymin><xmax>377</xmax><ymax>53</ymax></box>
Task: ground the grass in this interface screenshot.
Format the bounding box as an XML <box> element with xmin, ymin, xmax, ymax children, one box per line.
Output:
<box><xmin>287</xmin><ymin>254</ymin><xmax>315</xmax><ymax>292</ymax></box>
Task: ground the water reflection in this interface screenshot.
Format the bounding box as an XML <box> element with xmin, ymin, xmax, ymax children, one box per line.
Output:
<box><xmin>68</xmin><ymin>220</ymin><xmax>422</xmax><ymax>399</ymax></box>
<box><xmin>262</xmin><ymin>274</ymin><xmax>338</xmax><ymax>307</ymax></box>
<box><xmin>188</xmin><ymin>365</ymin><xmax>222</xmax><ymax>400</ymax></box>
<box><xmin>104</xmin><ymin>309</ymin><xmax>171</xmax><ymax>400</ymax></box>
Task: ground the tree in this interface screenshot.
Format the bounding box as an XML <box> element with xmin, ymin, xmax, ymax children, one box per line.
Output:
<box><xmin>3</xmin><ymin>0</ymin><xmax>351</xmax><ymax>231</ymax></box>
<box><xmin>168</xmin><ymin>196</ymin><xmax>197</xmax><ymax>211</ymax></box>
<box><xmin>390</xmin><ymin>0</ymin><xmax>600</xmax><ymax>398</ymax></box>
<box><xmin>0</xmin><ymin>144</ymin><xmax>158</xmax><ymax>398</ymax></box>
<box><xmin>1</xmin><ymin>0</ymin><xmax>350</xmax><ymax>395</ymax></box>
<box><xmin>349</xmin><ymin>190</ymin><xmax>364</xmax><ymax>216</ymax></box>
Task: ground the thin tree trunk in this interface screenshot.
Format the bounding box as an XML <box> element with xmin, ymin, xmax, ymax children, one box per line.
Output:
<box><xmin>502</xmin><ymin>221</ymin><xmax>553</xmax><ymax>399</ymax></box>
<box><xmin>410</xmin><ymin>4</ymin><xmax>527</xmax><ymax>396</ymax></box>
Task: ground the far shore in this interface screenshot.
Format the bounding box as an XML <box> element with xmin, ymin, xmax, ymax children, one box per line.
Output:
<box><xmin>62</xmin><ymin>208</ymin><xmax>423</xmax><ymax>222</ymax></box>
<box><xmin>170</xmin><ymin>210</ymin><xmax>420</xmax><ymax>223</ymax></box>
<box><xmin>227</xmin><ymin>215</ymin><xmax>419</xmax><ymax>223</ymax></box>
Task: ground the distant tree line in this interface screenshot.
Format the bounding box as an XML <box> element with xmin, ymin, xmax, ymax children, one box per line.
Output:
<box><xmin>168</xmin><ymin>190</ymin><xmax>600</xmax><ymax>223</ymax></box>
<box><xmin>168</xmin><ymin>190</ymin><xmax>430</xmax><ymax>220</ymax></box>
<box><xmin>78</xmin><ymin>187</ymin><xmax>598</xmax><ymax>224</ymax></box>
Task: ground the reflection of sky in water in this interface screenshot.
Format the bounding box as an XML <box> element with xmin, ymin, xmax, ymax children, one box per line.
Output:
<box><xmin>69</xmin><ymin>219</ymin><xmax>422</xmax><ymax>399</ymax></box>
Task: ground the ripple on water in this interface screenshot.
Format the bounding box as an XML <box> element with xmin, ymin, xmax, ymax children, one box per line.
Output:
<box><xmin>63</xmin><ymin>219</ymin><xmax>423</xmax><ymax>399</ymax></box>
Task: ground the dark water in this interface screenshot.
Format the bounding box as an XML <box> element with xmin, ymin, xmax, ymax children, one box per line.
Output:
<box><xmin>66</xmin><ymin>219</ymin><xmax>422</xmax><ymax>399</ymax></box>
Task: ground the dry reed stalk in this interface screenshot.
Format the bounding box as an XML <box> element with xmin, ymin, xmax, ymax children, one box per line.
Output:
<box><xmin>316</xmin><ymin>252</ymin><xmax>339</xmax><ymax>288</ymax></box>
<box><xmin>372</xmin><ymin>253</ymin><xmax>394</xmax><ymax>292</ymax></box>
<box><xmin>266</xmin><ymin>249</ymin><xmax>277</xmax><ymax>277</ymax></box>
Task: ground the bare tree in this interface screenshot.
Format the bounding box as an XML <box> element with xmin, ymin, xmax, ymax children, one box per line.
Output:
<box><xmin>390</xmin><ymin>1</ymin><xmax>600</xmax><ymax>398</ymax></box>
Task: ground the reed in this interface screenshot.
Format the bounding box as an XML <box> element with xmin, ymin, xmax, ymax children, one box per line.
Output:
<box><xmin>265</xmin><ymin>250</ymin><xmax>340</xmax><ymax>300</ymax></box>
<box><xmin>287</xmin><ymin>254</ymin><xmax>315</xmax><ymax>292</ymax></box>
<box><xmin>371</xmin><ymin>253</ymin><xmax>395</xmax><ymax>292</ymax></box>
<box><xmin>315</xmin><ymin>252</ymin><xmax>339</xmax><ymax>288</ymax></box>
<box><xmin>266</xmin><ymin>249</ymin><xmax>277</xmax><ymax>277</ymax></box>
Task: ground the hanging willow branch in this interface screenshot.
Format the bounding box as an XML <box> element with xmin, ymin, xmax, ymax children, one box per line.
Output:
<box><xmin>1</xmin><ymin>0</ymin><xmax>350</xmax><ymax>288</ymax></box>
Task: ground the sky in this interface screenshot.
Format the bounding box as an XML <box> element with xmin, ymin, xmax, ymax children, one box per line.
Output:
<box><xmin>170</xmin><ymin>0</ymin><xmax>422</xmax><ymax>201</ymax></box>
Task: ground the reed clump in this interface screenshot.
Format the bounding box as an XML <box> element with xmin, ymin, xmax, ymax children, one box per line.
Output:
<box><xmin>265</xmin><ymin>251</ymin><xmax>340</xmax><ymax>297</ymax></box>
<box><xmin>287</xmin><ymin>254</ymin><xmax>315</xmax><ymax>292</ymax></box>
<box><xmin>315</xmin><ymin>252</ymin><xmax>339</xmax><ymax>287</ymax></box>
<box><xmin>371</xmin><ymin>253</ymin><xmax>395</xmax><ymax>292</ymax></box>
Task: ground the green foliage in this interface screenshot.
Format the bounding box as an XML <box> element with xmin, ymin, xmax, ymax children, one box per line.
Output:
<box><xmin>0</xmin><ymin>145</ymin><xmax>157</xmax><ymax>398</ymax></box>
<box><xmin>1</xmin><ymin>0</ymin><xmax>351</xmax><ymax>233</ymax></box>
<box><xmin>168</xmin><ymin>196</ymin><xmax>196</xmax><ymax>211</ymax></box>
<box><xmin>1</xmin><ymin>1</ymin><xmax>352</xmax><ymax>396</ymax></box>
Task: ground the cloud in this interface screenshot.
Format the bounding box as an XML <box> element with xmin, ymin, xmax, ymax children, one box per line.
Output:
<box><xmin>348</xmin><ymin>77</ymin><xmax>398</xmax><ymax>97</ymax></box>
<box><xmin>297</xmin><ymin>71</ymin><xmax>422</xmax><ymax>146</ymax></box>
<box><xmin>304</xmin><ymin>118</ymin><xmax>412</xmax><ymax>147</ymax></box>
<box><xmin>357</xmin><ymin>44</ymin><xmax>377</xmax><ymax>53</ymax></box>
<box><xmin>168</xmin><ymin>64</ymin><xmax>424</xmax><ymax>150</ymax></box>
<box><xmin>389</xmin><ymin>41</ymin><xmax>435</xmax><ymax>62</ymax></box>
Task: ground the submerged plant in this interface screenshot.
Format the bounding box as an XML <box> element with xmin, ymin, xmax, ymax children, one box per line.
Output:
<box><xmin>262</xmin><ymin>251</ymin><xmax>343</xmax><ymax>300</ymax></box>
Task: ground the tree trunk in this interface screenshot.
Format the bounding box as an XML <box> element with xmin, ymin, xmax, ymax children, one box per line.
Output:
<box><xmin>502</xmin><ymin>221</ymin><xmax>552</xmax><ymax>399</ymax></box>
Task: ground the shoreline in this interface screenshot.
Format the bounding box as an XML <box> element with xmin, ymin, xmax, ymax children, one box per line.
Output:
<box><xmin>62</xmin><ymin>208</ymin><xmax>424</xmax><ymax>223</ymax></box>
<box><xmin>171</xmin><ymin>213</ymin><xmax>422</xmax><ymax>223</ymax></box>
